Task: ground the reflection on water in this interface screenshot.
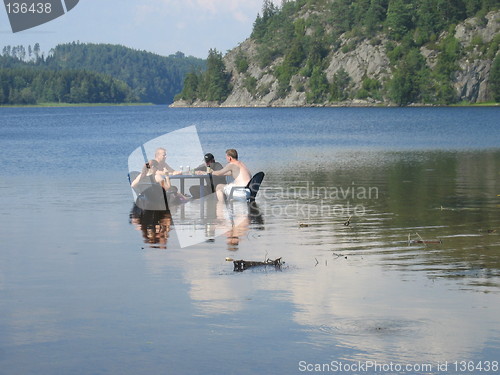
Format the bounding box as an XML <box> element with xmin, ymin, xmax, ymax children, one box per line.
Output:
<box><xmin>3</xmin><ymin>107</ymin><xmax>500</xmax><ymax>374</ymax></box>
<box><xmin>131</xmin><ymin>149</ymin><xmax>500</xmax><ymax>369</ymax></box>
<box><xmin>131</xmin><ymin>195</ymin><xmax>265</xmax><ymax>252</ymax></box>
<box><xmin>129</xmin><ymin>205</ymin><xmax>173</xmax><ymax>249</ymax></box>
<box><xmin>263</xmin><ymin>150</ymin><xmax>500</xmax><ymax>289</ymax></box>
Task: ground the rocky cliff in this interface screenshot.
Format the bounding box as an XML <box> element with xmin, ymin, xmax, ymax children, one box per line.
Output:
<box><xmin>452</xmin><ymin>11</ymin><xmax>499</xmax><ymax>102</ymax></box>
<box><xmin>172</xmin><ymin>9</ymin><xmax>499</xmax><ymax>107</ymax></box>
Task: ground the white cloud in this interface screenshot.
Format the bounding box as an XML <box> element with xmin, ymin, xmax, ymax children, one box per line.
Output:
<box><xmin>151</xmin><ymin>0</ymin><xmax>272</xmax><ymax>22</ymax></box>
<box><xmin>127</xmin><ymin>0</ymin><xmax>284</xmax><ymax>56</ymax></box>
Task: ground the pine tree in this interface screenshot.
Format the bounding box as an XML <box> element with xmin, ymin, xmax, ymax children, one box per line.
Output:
<box><xmin>198</xmin><ymin>49</ymin><xmax>231</xmax><ymax>103</ymax></box>
<box><xmin>330</xmin><ymin>68</ymin><xmax>351</xmax><ymax>101</ymax></box>
<box><xmin>386</xmin><ymin>0</ymin><xmax>415</xmax><ymax>40</ymax></box>
<box><xmin>365</xmin><ymin>0</ymin><xmax>388</xmax><ymax>33</ymax></box>
<box><xmin>489</xmin><ymin>53</ymin><xmax>500</xmax><ymax>102</ymax></box>
<box><xmin>307</xmin><ymin>66</ymin><xmax>329</xmax><ymax>103</ymax></box>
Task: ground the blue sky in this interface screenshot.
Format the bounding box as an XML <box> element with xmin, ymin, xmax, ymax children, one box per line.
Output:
<box><xmin>0</xmin><ymin>0</ymin><xmax>279</xmax><ymax>58</ymax></box>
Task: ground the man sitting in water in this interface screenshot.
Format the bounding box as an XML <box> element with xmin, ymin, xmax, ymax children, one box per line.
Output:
<box><xmin>190</xmin><ymin>153</ymin><xmax>225</xmax><ymax>199</ymax></box>
<box><xmin>153</xmin><ymin>147</ymin><xmax>181</xmax><ymax>176</ymax></box>
<box><xmin>130</xmin><ymin>148</ymin><xmax>187</xmax><ymax>208</ymax></box>
<box><xmin>212</xmin><ymin>149</ymin><xmax>252</xmax><ymax>201</ymax></box>
<box><xmin>131</xmin><ymin>147</ymin><xmax>182</xmax><ymax>191</ymax></box>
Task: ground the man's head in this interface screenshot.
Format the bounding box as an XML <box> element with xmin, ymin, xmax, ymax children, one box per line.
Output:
<box><xmin>155</xmin><ymin>148</ymin><xmax>167</xmax><ymax>162</ymax></box>
<box><xmin>226</xmin><ymin>149</ymin><xmax>238</xmax><ymax>161</ymax></box>
<box><xmin>204</xmin><ymin>153</ymin><xmax>215</xmax><ymax>164</ymax></box>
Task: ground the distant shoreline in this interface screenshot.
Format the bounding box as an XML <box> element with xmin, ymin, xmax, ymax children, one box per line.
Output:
<box><xmin>170</xmin><ymin>100</ymin><xmax>499</xmax><ymax>108</ymax></box>
<box><xmin>2</xmin><ymin>101</ymin><xmax>498</xmax><ymax>109</ymax></box>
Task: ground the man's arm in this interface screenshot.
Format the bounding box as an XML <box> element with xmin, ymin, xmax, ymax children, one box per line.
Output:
<box><xmin>212</xmin><ymin>163</ymin><xmax>233</xmax><ymax>176</ymax></box>
<box><xmin>131</xmin><ymin>161</ymin><xmax>155</xmax><ymax>188</ymax></box>
<box><xmin>131</xmin><ymin>173</ymin><xmax>143</xmax><ymax>188</ymax></box>
<box><xmin>164</xmin><ymin>162</ymin><xmax>175</xmax><ymax>173</ymax></box>
<box><xmin>193</xmin><ymin>163</ymin><xmax>206</xmax><ymax>172</ymax></box>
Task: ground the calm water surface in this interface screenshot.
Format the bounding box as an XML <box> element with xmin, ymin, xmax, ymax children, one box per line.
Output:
<box><xmin>0</xmin><ymin>106</ymin><xmax>499</xmax><ymax>374</ymax></box>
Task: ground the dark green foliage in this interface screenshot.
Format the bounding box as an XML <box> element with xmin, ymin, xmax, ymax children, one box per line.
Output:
<box><xmin>307</xmin><ymin>66</ymin><xmax>329</xmax><ymax>103</ymax></box>
<box><xmin>1</xmin><ymin>43</ymin><xmax>205</xmax><ymax>104</ymax></box>
<box><xmin>489</xmin><ymin>53</ymin><xmax>500</xmax><ymax>101</ymax></box>
<box><xmin>284</xmin><ymin>39</ymin><xmax>306</xmax><ymax>69</ymax></box>
<box><xmin>435</xmin><ymin>34</ymin><xmax>462</xmax><ymax>78</ymax></box>
<box><xmin>431</xmin><ymin>33</ymin><xmax>462</xmax><ymax>103</ymax></box>
<box><xmin>243</xmin><ymin>74</ymin><xmax>258</xmax><ymax>97</ymax></box>
<box><xmin>274</xmin><ymin>63</ymin><xmax>295</xmax><ymax>98</ymax></box>
<box><xmin>386</xmin><ymin>0</ymin><xmax>415</xmax><ymax>40</ymax></box>
<box><xmin>301</xmin><ymin>38</ymin><xmax>329</xmax><ymax>77</ymax></box>
<box><xmin>251</xmin><ymin>0</ymin><xmax>498</xmax><ymax>48</ymax></box>
<box><xmin>329</xmin><ymin>0</ymin><xmax>355</xmax><ymax>35</ymax></box>
<box><xmin>252</xmin><ymin>0</ymin><xmax>280</xmax><ymax>41</ymax></box>
<box><xmin>256</xmin><ymin>45</ymin><xmax>282</xmax><ymax>69</ymax></box>
<box><xmin>330</xmin><ymin>68</ymin><xmax>351</xmax><ymax>101</ymax></box>
<box><xmin>235</xmin><ymin>51</ymin><xmax>250</xmax><ymax>74</ymax></box>
<box><xmin>387</xmin><ymin>31</ymin><xmax>463</xmax><ymax>105</ymax></box>
<box><xmin>273</xmin><ymin>36</ymin><xmax>307</xmax><ymax>97</ymax></box>
<box><xmin>306</xmin><ymin>39</ymin><xmax>329</xmax><ymax>67</ymax></box>
<box><xmin>356</xmin><ymin>77</ymin><xmax>382</xmax><ymax>99</ymax></box>
<box><xmin>175</xmin><ymin>72</ymin><xmax>200</xmax><ymax>102</ymax></box>
<box><xmin>415</xmin><ymin>0</ymin><xmax>442</xmax><ymax>45</ymax></box>
<box><xmin>45</xmin><ymin>43</ymin><xmax>205</xmax><ymax>104</ymax></box>
<box><xmin>0</xmin><ymin>66</ymin><xmax>136</xmax><ymax>105</ymax></box>
<box><xmin>388</xmin><ymin>48</ymin><xmax>431</xmax><ymax>105</ymax></box>
<box><xmin>436</xmin><ymin>0</ymin><xmax>466</xmax><ymax>23</ymax></box>
<box><xmin>252</xmin><ymin>0</ymin><xmax>308</xmax><ymax>64</ymax></box>
<box><xmin>487</xmin><ymin>34</ymin><xmax>500</xmax><ymax>59</ymax></box>
<box><xmin>365</xmin><ymin>0</ymin><xmax>389</xmax><ymax>33</ymax></box>
<box><xmin>176</xmin><ymin>49</ymin><xmax>231</xmax><ymax>103</ymax></box>
<box><xmin>199</xmin><ymin>49</ymin><xmax>231</xmax><ymax>102</ymax></box>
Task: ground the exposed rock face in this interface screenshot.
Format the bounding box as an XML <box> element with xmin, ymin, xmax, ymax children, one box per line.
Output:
<box><xmin>172</xmin><ymin>10</ymin><xmax>499</xmax><ymax>107</ymax></box>
<box><xmin>220</xmin><ymin>36</ymin><xmax>391</xmax><ymax>107</ymax></box>
<box><xmin>452</xmin><ymin>11</ymin><xmax>499</xmax><ymax>102</ymax></box>
<box><xmin>324</xmin><ymin>38</ymin><xmax>392</xmax><ymax>90</ymax></box>
<box><xmin>454</xmin><ymin>60</ymin><xmax>492</xmax><ymax>102</ymax></box>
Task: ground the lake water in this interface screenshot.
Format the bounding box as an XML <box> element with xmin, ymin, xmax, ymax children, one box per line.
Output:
<box><xmin>0</xmin><ymin>106</ymin><xmax>499</xmax><ymax>374</ymax></box>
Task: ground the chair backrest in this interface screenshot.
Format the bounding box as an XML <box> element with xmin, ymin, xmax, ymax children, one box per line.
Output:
<box><xmin>246</xmin><ymin>172</ymin><xmax>265</xmax><ymax>201</ymax></box>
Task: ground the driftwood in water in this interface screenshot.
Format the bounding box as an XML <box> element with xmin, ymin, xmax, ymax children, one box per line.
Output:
<box><xmin>411</xmin><ymin>240</ymin><xmax>442</xmax><ymax>244</ymax></box>
<box><xmin>408</xmin><ymin>232</ymin><xmax>442</xmax><ymax>245</ymax></box>
<box><xmin>233</xmin><ymin>257</ymin><xmax>282</xmax><ymax>272</ymax></box>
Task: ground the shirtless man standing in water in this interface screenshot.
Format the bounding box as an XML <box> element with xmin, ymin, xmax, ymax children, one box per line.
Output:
<box><xmin>212</xmin><ymin>149</ymin><xmax>252</xmax><ymax>201</ymax></box>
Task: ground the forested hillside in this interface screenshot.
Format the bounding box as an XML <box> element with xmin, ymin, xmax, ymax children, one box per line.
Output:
<box><xmin>0</xmin><ymin>43</ymin><xmax>205</xmax><ymax>105</ymax></box>
<box><xmin>46</xmin><ymin>43</ymin><xmax>205</xmax><ymax>104</ymax></box>
<box><xmin>175</xmin><ymin>0</ymin><xmax>500</xmax><ymax>106</ymax></box>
